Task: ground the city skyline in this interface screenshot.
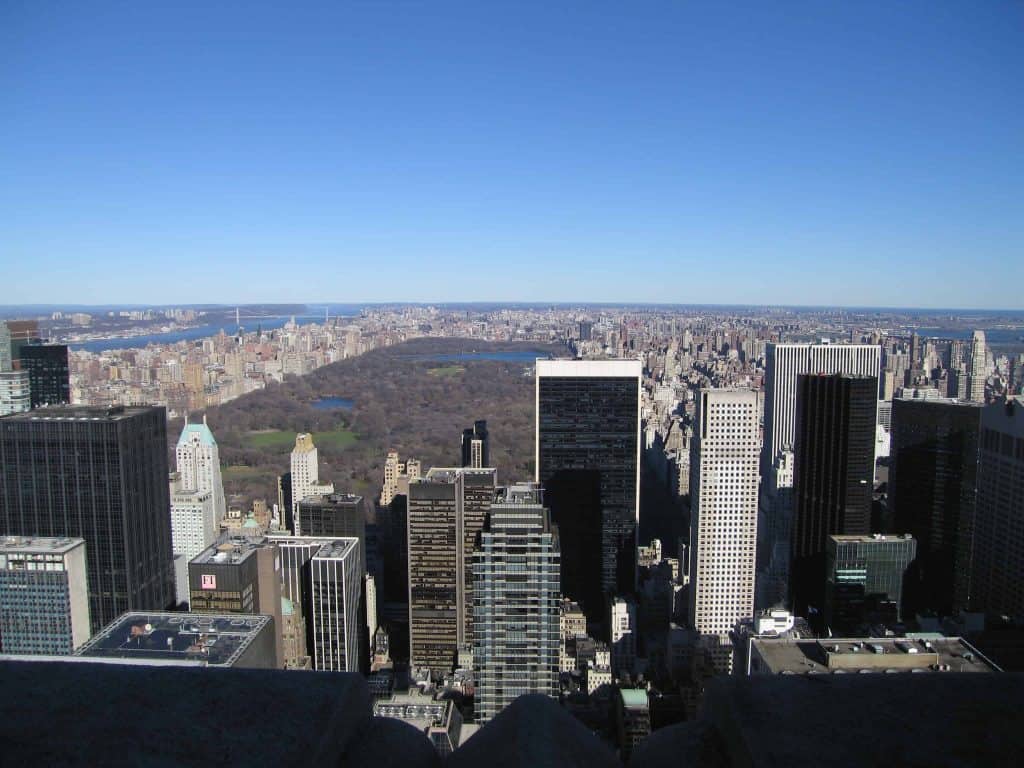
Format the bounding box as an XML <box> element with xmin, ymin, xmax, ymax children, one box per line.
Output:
<box><xmin>3</xmin><ymin>2</ymin><xmax>1022</xmax><ymax>308</ymax></box>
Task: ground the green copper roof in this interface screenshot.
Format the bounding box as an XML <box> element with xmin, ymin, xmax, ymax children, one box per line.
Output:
<box><xmin>619</xmin><ymin>689</ymin><xmax>649</xmax><ymax>709</ymax></box>
<box><xmin>177</xmin><ymin>421</ymin><xmax>217</xmax><ymax>447</ymax></box>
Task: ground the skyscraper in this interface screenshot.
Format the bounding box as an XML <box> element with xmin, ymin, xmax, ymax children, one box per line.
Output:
<box><xmin>407</xmin><ymin>467</ymin><xmax>496</xmax><ymax>677</ymax></box>
<box><xmin>0</xmin><ymin>370</ymin><xmax>31</xmax><ymax>416</ymax></box>
<box><xmin>968</xmin><ymin>330</ymin><xmax>987</xmax><ymax>403</ymax></box>
<box><xmin>970</xmin><ymin>400</ymin><xmax>1024</xmax><ymax>617</ymax></box>
<box><xmin>290</xmin><ymin>433</ymin><xmax>319</xmax><ymax>533</ymax></box>
<box><xmin>890</xmin><ymin>398</ymin><xmax>982</xmax><ymax>615</ymax></box>
<box><xmin>763</xmin><ymin>343</ymin><xmax>880</xmax><ymax>476</ymax></box>
<box><xmin>298</xmin><ymin>492</ymin><xmax>366</xmax><ymax>567</ymax></box>
<box><xmin>0</xmin><ymin>405</ymin><xmax>175</xmax><ymax>632</ymax></box>
<box><xmin>757</xmin><ymin>449</ymin><xmax>795</xmax><ymax>610</ymax></box>
<box><xmin>175</xmin><ymin>417</ymin><xmax>226</xmax><ymax>523</ymax></box>
<box><xmin>688</xmin><ymin>389</ymin><xmax>759</xmax><ymax>639</ymax></box>
<box><xmin>825</xmin><ymin>534</ymin><xmax>917</xmax><ymax>634</ymax></box>
<box><xmin>20</xmin><ymin>344</ymin><xmax>70</xmax><ymax>408</ymax></box>
<box><xmin>0</xmin><ymin>322</ymin><xmax>11</xmax><ymax>372</ymax></box>
<box><xmin>268</xmin><ymin>534</ymin><xmax>363</xmax><ymax>672</ymax></box>
<box><xmin>460</xmin><ymin>419</ymin><xmax>490</xmax><ymax>469</ymax></box>
<box><xmin>536</xmin><ymin>359</ymin><xmax>641</xmax><ymax>626</ymax></box>
<box><xmin>169</xmin><ymin>485</ymin><xmax>216</xmax><ymax>604</ymax></box>
<box><xmin>472</xmin><ymin>483</ymin><xmax>560</xmax><ymax>723</ymax></box>
<box><xmin>0</xmin><ymin>536</ymin><xmax>91</xmax><ymax>655</ymax></box>
<box><xmin>790</xmin><ymin>375</ymin><xmax>877</xmax><ymax>617</ymax></box>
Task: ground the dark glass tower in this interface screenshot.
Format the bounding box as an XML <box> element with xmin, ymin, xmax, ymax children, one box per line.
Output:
<box><xmin>460</xmin><ymin>419</ymin><xmax>490</xmax><ymax>468</ymax></box>
<box><xmin>890</xmin><ymin>398</ymin><xmax>982</xmax><ymax>616</ymax></box>
<box><xmin>20</xmin><ymin>345</ymin><xmax>70</xmax><ymax>408</ymax></box>
<box><xmin>791</xmin><ymin>373</ymin><xmax>877</xmax><ymax>617</ymax></box>
<box><xmin>298</xmin><ymin>492</ymin><xmax>366</xmax><ymax>567</ymax></box>
<box><xmin>536</xmin><ymin>360</ymin><xmax>641</xmax><ymax>629</ymax></box>
<box><xmin>0</xmin><ymin>405</ymin><xmax>175</xmax><ymax>632</ymax></box>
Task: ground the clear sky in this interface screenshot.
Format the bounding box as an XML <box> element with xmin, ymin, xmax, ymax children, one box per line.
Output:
<box><xmin>2</xmin><ymin>1</ymin><xmax>1022</xmax><ymax>308</ymax></box>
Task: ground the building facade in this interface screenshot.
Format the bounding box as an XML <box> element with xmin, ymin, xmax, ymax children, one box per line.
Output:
<box><xmin>536</xmin><ymin>359</ymin><xmax>641</xmax><ymax>625</ymax></box>
<box><xmin>20</xmin><ymin>344</ymin><xmax>70</xmax><ymax>408</ymax></box>
<box><xmin>0</xmin><ymin>536</ymin><xmax>90</xmax><ymax>654</ymax></box>
<box><xmin>175</xmin><ymin>418</ymin><xmax>227</xmax><ymax>524</ymax></box>
<box><xmin>791</xmin><ymin>374</ymin><xmax>877</xmax><ymax>617</ymax></box>
<box><xmin>0</xmin><ymin>406</ymin><xmax>175</xmax><ymax>632</ymax></box>
<box><xmin>461</xmin><ymin>420</ymin><xmax>490</xmax><ymax>469</ymax></box>
<box><xmin>290</xmin><ymin>433</ymin><xmax>319</xmax><ymax>533</ymax></box>
<box><xmin>825</xmin><ymin>534</ymin><xmax>917</xmax><ymax>634</ymax></box>
<box><xmin>472</xmin><ymin>484</ymin><xmax>560</xmax><ymax>723</ymax></box>
<box><xmin>968</xmin><ymin>331</ymin><xmax>987</xmax><ymax>403</ymax></box>
<box><xmin>0</xmin><ymin>370</ymin><xmax>31</xmax><ymax>416</ymax></box>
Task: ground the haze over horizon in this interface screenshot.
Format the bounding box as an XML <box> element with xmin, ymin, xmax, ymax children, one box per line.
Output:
<box><xmin>3</xmin><ymin>1</ymin><xmax>1022</xmax><ymax>308</ymax></box>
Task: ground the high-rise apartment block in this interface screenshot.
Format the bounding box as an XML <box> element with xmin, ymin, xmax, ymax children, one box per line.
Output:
<box><xmin>461</xmin><ymin>420</ymin><xmax>490</xmax><ymax>468</ymax></box>
<box><xmin>968</xmin><ymin>331</ymin><xmax>987</xmax><ymax>403</ymax></box>
<box><xmin>472</xmin><ymin>483</ymin><xmax>560</xmax><ymax>723</ymax></box>
<box><xmin>290</xmin><ymin>433</ymin><xmax>319</xmax><ymax>533</ymax></box>
<box><xmin>268</xmin><ymin>534</ymin><xmax>363</xmax><ymax>672</ymax></box>
<box><xmin>0</xmin><ymin>370</ymin><xmax>31</xmax><ymax>416</ymax></box>
<box><xmin>890</xmin><ymin>398</ymin><xmax>981</xmax><ymax>615</ymax></box>
<box><xmin>20</xmin><ymin>344</ymin><xmax>70</xmax><ymax>408</ymax></box>
<box><xmin>0</xmin><ymin>406</ymin><xmax>175</xmax><ymax>632</ymax></box>
<box><xmin>688</xmin><ymin>389</ymin><xmax>760</xmax><ymax>638</ymax></box>
<box><xmin>381</xmin><ymin>450</ymin><xmax>421</xmax><ymax>507</ymax></box>
<box><xmin>408</xmin><ymin>467</ymin><xmax>496</xmax><ymax>677</ymax></box>
<box><xmin>609</xmin><ymin>596</ymin><xmax>638</xmax><ymax>677</ymax></box>
<box><xmin>536</xmin><ymin>359</ymin><xmax>641</xmax><ymax>625</ymax></box>
<box><xmin>175</xmin><ymin>417</ymin><xmax>226</xmax><ymax>523</ymax></box>
<box><xmin>763</xmin><ymin>344</ymin><xmax>880</xmax><ymax>476</ymax></box>
<box><xmin>825</xmin><ymin>534</ymin><xmax>917</xmax><ymax>634</ymax></box>
<box><xmin>0</xmin><ymin>536</ymin><xmax>91</xmax><ymax>655</ymax></box>
<box><xmin>0</xmin><ymin>322</ymin><xmax>11</xmax><ymax>372</ymax></box>
<box><xmin>970</xmin><ymin>400</ymin><xmax>1024</xmax><ymax>617</ymax></box>
<box><xmin>791</xmin><ymin>375</ymin><xmax>877</xmax><ymax>617</ymax></box>
<box><xmin>189</xmin><ymin>534</ymin><xmax>285</xmax><ymax>668</ymax></box>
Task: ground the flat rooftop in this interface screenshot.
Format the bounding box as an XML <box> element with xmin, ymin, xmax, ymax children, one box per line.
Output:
<box><xmin>829</xmin><ymin>534</ymin><xmax>915</xmax><ymax>544</ymax></box>
<box><xmin>0</xmin><ymin>536</ymin><xmax>85</xmax><ymax>556</ymax></box>
<box><xmin>301</xmin><ymin>493</ymin><xmax>364</xmax><ymax>506</ymax></box>
<box><xmin>76</xmin><ymin>613</ymin><xmax>270</xmax><ymax>667</ymax></box>
<box><xmin>535</xmin><ymin>358</ymin><xmax>641</xmax><ymax>378</ymax></box>
<box><xmin>1</xmin><ymin>405</ymin><xmax>159</xmax><ymax>423</ymax></box>
<box><xmin>751</xmin><ymin>636</ymin><xmax>1000</xmax><ymax>675</ymax></box>
<box><xmin>191</xmin><ymin>534</ymin><xmax>271</xmax><ymax>566</ymax></box>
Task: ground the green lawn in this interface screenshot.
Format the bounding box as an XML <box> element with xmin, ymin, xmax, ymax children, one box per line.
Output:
<box><xmin>427</xmin><ymin>365</ymin><xmax>465</xmax><ymax>378</ymax></box>
<box><xmin>223</xmin><ymin>465</ymin><xmax>263</xmax><ymax>481</ymax></box>
<box><xmin>247</xmin><ymin>429</ymin><xmax>359</xmax><ymax>451</ymax></box>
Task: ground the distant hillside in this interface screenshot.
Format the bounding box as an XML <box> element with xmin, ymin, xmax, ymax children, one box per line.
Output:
<box><xmin>169</xmin><ymin>338</ymin><xmax>562</xmax><ymax>510</ymax></box>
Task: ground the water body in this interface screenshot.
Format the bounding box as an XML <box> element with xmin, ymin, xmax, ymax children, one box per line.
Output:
<box><xmin>311</xmin><ymin>397</ymin><xmax>354</xmax><ymax>410</ymax></box>
<box><xmin>70</xmin><ymin>314</ymin><xmax>344</xmax><ymax>353</ymax></box>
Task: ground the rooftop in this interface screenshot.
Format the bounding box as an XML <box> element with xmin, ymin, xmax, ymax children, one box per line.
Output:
<box><xmin>76</xmin><ymin>613</ymin><xmax>271</xmax><ymax>667</ymax></box>
<box><xmin>0</xmin><ymin>536</ymin><xmax>85</xmax><ymax>556</ymax></box>
<box><xmin>619</xmin><ymin>689</ymin><xmax>650</xmax><ymax>710</ymax></box>
<box><xmin>829</xmin><ymin>533</ymin><xmax>915</xmax><ymax>544</ymax></box>
<box><xmin>750</xmin><ymin>636</ymin><xmax>1000</xmax><ymax>675</ymax></box>
<box><xmin>192</xmin><ymin>534</ymin><xmax>271</xmax><ymax>566</ymax></box>
<box><xmin>536</xmin><ymin>358</ymin><xmax>641</xmax><ymax>379</ymax></box>
<box><xmin>0</xmin><ymin>405</ymin><xmax>160</xmax><ymax>423</ymax></box>
<box><xmin>301</xmin><ymin>493</ymin><xmax>364</xmax><ymax>506</ymax></box>
<box><xmin>176</xmin><ymin>420</ymin><xmax>217</xmax><ymax>447</ymax></box>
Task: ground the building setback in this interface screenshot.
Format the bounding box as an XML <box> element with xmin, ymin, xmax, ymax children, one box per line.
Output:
<box><xmin>791</xmin><ymin>374</ymin><xmax>877</xmax><ymax>617</ymax></box>
<box><xmin>970</xmin><ymin>400</ymin><xmax>1024</xmax><ymax>617</ymax></box>
<box><xmin>889</xmin><ymin>398</ymin><xmax>982</xmax><ymax>615</ymax></box>
<box><xmin>407</xmin><ymin>467</ymin><xmax>496</xmax><ymax>677</ymax></box>
<box><xmin>472</xmin><ymin>484</ymin><xmax>560</xmax><ymax>723</ymax></box>
<box><xmin>536</xmin><ymin>359</ymin><xmax>641</xmax><ymax>628</ymax></box>
<box><xmin>0</xmin><ymin>406</ymin><xmax>175</xmax><ymax>633</ymax></box>
<box><xmin>0</xmin><ymin>536</ymin><xmax>91</xmax><ymax>654</ymax></box>
<box><xmin>461</xmin><ymin>420</ymin><xmax>490</xmax><ymax>469</ymax></box>
<box><xmin>20</xmin><ymin>345</ymin><xmax>70</xmax><ymax>408</ymax></box>
<box><xmin>297</xmin><ymin>493</ymin><xmax>366</xmax><ymax>567</ymax></box>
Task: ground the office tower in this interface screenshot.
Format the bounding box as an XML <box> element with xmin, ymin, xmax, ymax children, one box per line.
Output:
<box><xmin>472</xmin><ymin>483</ymin><xmax>560</xmax><ymax>723</ymax></box>
<box><xmin>0</xmin><ymin>536</ymin><xmax>91</xmax><ymax>654</ymax></box>
<box><xmin>460</xmin><ymin>419</ymin><xmax>489</xmax><ymax>469</ymax></box>
<box><xmin>609</xmin><ymin>596</ymin><xmax>637</xmax><ymax>677</ymax></box>
<box><xmin>825</xmin><ymin>534</ymin><xmax>917</xmax><ymax>634</ymax></box>
<box><xmin>757</xmin><ymin>449</ymin><xmax>794</xmax><ymax>610</ymax></box>
<box><xmin>0</xmin><ymin>322</ymin><xmax>11</xmax><ymax>371</ymax></box>
<box><xmin>4</xmin><ymin>320</ymin><xmax>41</xmax><ymax>367</ymax></box>
<box><xmin>75</xmin><ymin>613</ymin><xmax>276</xmax><ymax>668</ymax></box>
<box><xmin>188</xmin><ymin>534</ymin><xmax>285</xmax><ymax>668</ymax></box>
<box><xmin>970</xmin><ymin>400</ymin><xmax>1024</xmax><ymax>617</ymax></box>
<box><xmin>890</xmin><ymin>398</ymin><xmax>982</xmax><ymax>615</ymax></box>
<box><xmin>290</xmin><ymin>433</ymin><xmax>319</xmax><ymax>532</ymax></box>
<box><xmin>536</xmin><ymin>359</ymin><xmax>641</xmax><ymax>625</ymax></box>
<box><xmin>0</xmin><ymin>370</ymin><xmax>31</xmax><ymax>416</ymax></box>
<box><xmin>790</xmin><ymin>375</ymin><xmax>877</xmax><ymax>617</ymax></box>
<box><xmin>0</xmin><ymin>406</ymin><xmax>174</xmax><ymax>632</ymax></box>
<box><xmin>578</xmin><ymin>321</ymin><xmax>593</xmax><ymax>342</ymax></box>
<box><xmin>175</xmin><ymin>416</ymin><xmax>226</xmax><ymax>524</ymax></box>
<box><xmin>762</xmin><ymin>344</ymin><xmax>880</xmax><ymax>476</ymax></box>
<box><xmin>298</xmin><ymin>492</ymin><xmax>366</xmax><ymax>567</ymax></box>
<box><xmin>169</xmin><ymin>485</ymin><xmax>216</xmax><ymax>604</ymax></box>
<box><xmin>407</xmin><ymin>467</ymin><xmax>496</xmax><ymax>677</ymax></box>
<box><xmin>268</xmin><ymin>534</ymin><xmax>363</xmax><ymax>672</ymax></box>
<box><xmin>277</xmin><ymin>472</ymin><xmax>293</xmax><ymax>532</ymax></box>
<box><xmin>910</xmin><ymin>332</ymin><xmax>921</xmax><ymax>367</ymax></box>
<box><xmin>968</xmin><ymin>330</ymin><xmax>987</xmax><ymax>403</ymax></box>
<box><xmin>688</xmin><ymin>389</ymin><xmax>759</xmax><ymax>639</ymax></box>
<box><xmin>20</xmin><ymin>344</ymin><xmax>70</xmax><ymax>408</ymax></box>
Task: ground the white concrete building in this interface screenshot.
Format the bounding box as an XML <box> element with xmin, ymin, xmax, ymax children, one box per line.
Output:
<box><xmin>290</xmin><ymin>433</ymin><xmax>320</xmax><ymax>531</ymax></box>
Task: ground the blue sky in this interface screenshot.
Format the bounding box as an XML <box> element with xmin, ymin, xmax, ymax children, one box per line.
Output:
<box><xmin>2</xmin><ymin>1</ymin><xmax>1022</xmax><ymax>308</ymax></box>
